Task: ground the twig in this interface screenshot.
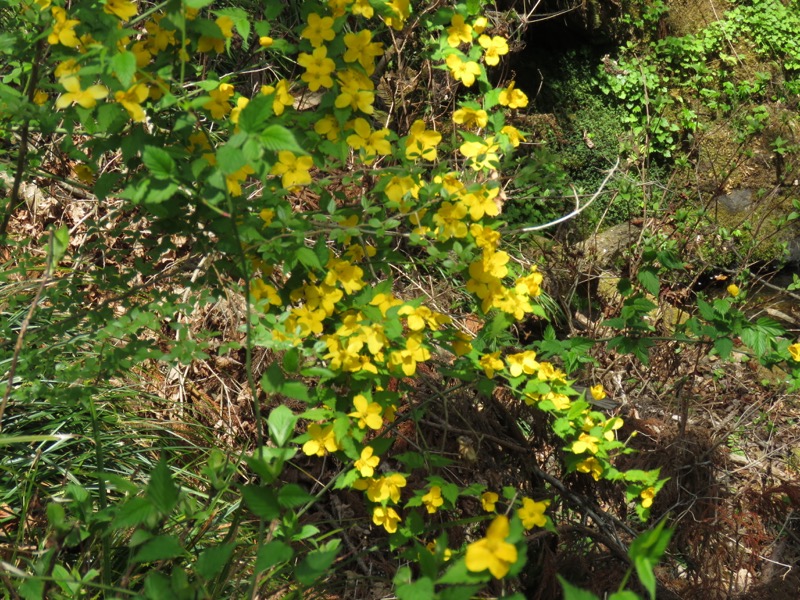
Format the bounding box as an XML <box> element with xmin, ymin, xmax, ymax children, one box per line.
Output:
<box><xmin>504</xmin><ymin>157</ymin><xmax>620</xmax><ymax>234</ymax></box>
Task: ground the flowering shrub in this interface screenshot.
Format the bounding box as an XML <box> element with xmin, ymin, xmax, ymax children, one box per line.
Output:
<box><xmin>4</xmin><ymin>0</ymin><xmax>800</xmax><ymax>597</ymax></box>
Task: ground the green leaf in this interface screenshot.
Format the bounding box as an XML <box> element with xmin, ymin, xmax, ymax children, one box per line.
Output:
<box><xmin>238</xmin><ymin>94</ymin><xmax>273</xmax><ymax>133</ymax></box>
<box><xmin>637</xmin><ymin>267</ymin><xmax>660</xmax><ymax>296</ymax></box>
<box><xmin>132</xmin><ymin>535</ymin><xmax>186</xmax><ymax>563</ymax></box>
<box><xmin>255</xmin><ymin>540</ymin><xmax>294</xmax><ymax>573</ymax></box>
<box><xmin>241</xmin><ymin>485</ymin><xmax>280</xmax><ymax>519</ymax></box>
<box><xmin>111</xmin><ymin>51</ymin><xmax>137</xmax><ymax>87</ymax></box>
<box><xmin>147</xmin><ymin>460</ymin><xmax>179</xmax><ymax>514</ymax></box>
<box><xmin>295</xmin><ymin>540</ymin><xmax>340</xmax><ymax>586</ymax></box>
<box><xmin>261</xmin><ymin>124</ymin><xmax>306</xmax><ymax>154</ymax></box>
<box><xmin>195</xmin><ymin>543</ymin><xmax>235</xmax><ymax>580</ymax></box>
<box><xmin>278</xmin><ymin>483</ymin><xmax>314</xmax><ymax>508</ymax></box>
<box><xmin>111</xmin><ymin>497</ymin><xmax>156</xmax><ymax>530</ymax></box>
<box><xmin>268</xmin><ymin>405</ymin><xmax>297</xmax><ymax>447</ymax></box>
<box><xmin>216</xmin><ymin>143</ymin><xmax>246</xmax><ymax>175</ymax></box>
<box><xmin>295</xmin><ymin>247</ymin><xmax>322</xmax><ymax>270</ymax></box>
<box><xmin>557</xmin><ymin>576</ymin><xmax>601</xmax><ymax>600</ymax></box>
<box><xmin>713</xmin><ymin>336</ymin><xmax>733</xmax><ymax>359</ymax></box>
<box><xmin>47</xmin><ymin>225</ymin><xmax>69</xmax><ymax>265</ymax></box>
<box><xmin>609</xmin><ymin>592</ymin><xmax>640</xmax><ymax>600</ymax></box>
<box><xmin>142</xmin><ymin>146</ymin><xmax>175</xmax><ymax>180</ymax></box>
<box><xmin>635</xmin><ymin>555</ymin><xmax>657</xmax><ymax>600</ymax></box>
<box><xmin>396</xmin><ymin>577</ymin><xmax>435</xmax><ymax>600</ymax></box>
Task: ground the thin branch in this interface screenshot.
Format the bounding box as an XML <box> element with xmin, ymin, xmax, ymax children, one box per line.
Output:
<box><xmin>504</xmin><ymin>157</ymin><xmax>620</xmax><ymax>234</ymax></box>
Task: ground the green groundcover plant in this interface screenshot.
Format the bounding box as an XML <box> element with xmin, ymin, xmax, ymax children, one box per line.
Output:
<box><xmin>2</xmin><ymin>0</ymin><xmax>800</xmax><ymax>598</ymax></box>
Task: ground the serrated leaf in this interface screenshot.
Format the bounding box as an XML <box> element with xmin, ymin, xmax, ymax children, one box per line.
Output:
<box><xmin>216</xmin><ymin>144</ymin><xmax>246</xmax><ymax>175</ymax></box>
<box><xmin>241</xmin><ymin>485</ymin><xmax>280</xmax><ymax>519</ymax></box>
<box><xmin>268</xmin><ymin>405</ymin><xmax>297</xmax><ymax>447</ymax></box>
<box><xmin>637</xmin><ymin>267</ymin><xmax>660</xmax><ymax>296</ymax></box>
<box><xmin>132</xmin><ymin>536</ymin><xmax>185</xmax><ymax>563</ymax></box>
<box><xmin>111</xmin><ymin>497</ymin><xmax>156</xmax><ymax>530</ymax></box>
<box><xmin>111</xmin><ymin>51</ymin><xmax>137</xmax><ymax>87</ymax></box>
<box><xmin>295</xmin><ymin>540</ymin><xmax>340</xmax><ymax>586</ymax></box>
<box><xmin>255</xmin><ymin>541</ymin><xmax>293</xmax><ymax>573</ymax></box>
<box><xmin>396</xmin><ymin>577</ymin><xmax>434</xmax><ymax>600</ymax></box>
<box><xmin>195</xmin><ymin>543</ymin><xmax>235</xmax><ymax>580</ymax></box>
<box><xmin>713</xmin><ymin>336</ymin><xmax>733</xmax><ymax>359</ymax></box>
<box><xmin>142</xmin><ymin>146</ymin><xmax>175</xmax><ymax>179</ymax></box>
<box><xmin>278</xmin><ymin>483</ymin><xmax>314</xmax><ymax>508</ymax></box>
<box><xmin>557</xmin><ymin>576</ymin><xmax>600</xmax><ymax>600</ymax></box>
<box><xmin>147</xmin><ymin>460</ymin><xmax>178</xmax><ymax>514</ymax></box>
<box><xmin>261</xmin><ymin>125</ymin><xmax>305</xmax><ymax>153</ymax></box>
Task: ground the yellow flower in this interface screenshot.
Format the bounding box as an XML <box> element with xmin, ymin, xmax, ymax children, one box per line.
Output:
<box><xmin>498</xmin><ymin>81</ymin><xmax>528</xmax><ymax>109</ymax></box>
<box><xmin>640</xmin><ymin>487</ymin><xmax>656</xmax><ymax>508</ymax></box>
<box><xmin>461</xmin><ymin>186</ymin><xmax>500</xmax><ymax>221</ymax></box>
<box><xmin>348</xmin><ymin>394</ymin><xmax>383</xmax><ymax>430</ymax></box>
<box><xmin>506</xmin><ymin>351</ymin><xmax>539</xmax><ymax>377</ymax></box>
<box><xmin>33</xmin><ymin>90</ymin><xmax>49</xmax><ymax>105</ymax></box>
<box><xmin>203</xmin><ymin>83</ymin><xmax>235</xmax><ymax>119</ymax></box>
<box><xmin>325</xmin><ymin>257</ymin><xmax>365</xmax><ymax>294</ymax></box>
<box><xmin>343</xmin><ymin>30</ymin><xmax>383</xmax><ymax>74</ymax></box>
<box><xmin>114</xmin><ymin>83</ymin><xmax>148</xmax><ymax>122</ymax></box>
<box><xmin>388</xmin><ymin>333</ymin><xmax>430</xmax><ymax>376</ymax></box>
<box><xmin>479</xmin><ymin>352</ymin><xmax>504</xmax><ymax>378</ymax></box>
<box><xmin>372</xmin><ymin>506</ymin><xmax>401</xmax><ymax>533</ymax></box>
<box><xmin>384</xmin><ymin>0</ymin><xmax>411</xmax><ymax>30</ymax></box>
<box><xmin>789</xmin><ymin>342</ymin><xmax>800</xmax><ymax>362</ymax></box>
<box><xmin>453</xmin><ymin>106</ymin><xmax>489</xmax><ymax>129</ymax></box>
<box><xmin>404</xmin><ymin>120</ymin><xmax>441</xmax><ymax>161</ymax></box>
<box><xmin>335</xmin><ymin>69</ymin><xmax>375</xmax><ymax>114</ymax></box>
<box><xmin>54</xmin><ymin>59</ymin><xmax>80</xmax><ymax>79</ymax></box>
<box><xmin>250</xmin><ymin>279</ymin><xmax>281</xmax><ymax>306</ymax></box>
<box><xmin>445</xmin><ymin>53</ymin><xmax>481</xmax><ymax>87</ymax></box>
<box><xmin>352</xmin><ymin>0</ymin><xmax>374</xmax><ymax>17</ymax></box>
<box><xmin>259</xmin><ymin>36</ymin><xmax>274</xmax><ymax>48</ymax></box>
<box><xmin>473</xmin><ymin>16</ymin><xmax>489</xmax><ymax>34</ymax></box>
<box><xmin>297</xmin><ymin>46</ymin><xmax>336</xmax><ymax>91</ymax></box>
<box><xmin>432</xmin><ymin>201</ymin><xmax>469</xmax><ymax>239</ymax></box>
<box><xmin>357</xmin><ymin>473</ymin><xmax>407</xmax><ymax>503</ymax></box>
<box><xmin>48</xmin><ymin>7</ymin><xmax>80</xmax><ymax>48</ymax></box>
<box><xmin>478</xmin><ymin>34</ymin><xmax>508</xmax><ymax>66</ymax></box>
<box><xmin>270</xmin><ymin>151</ymin><xmax>313</xmax><ymax>190</ymax></box>
<box><xmin>302</xmin><ymin>423</ymin><xmax>339</xmax><ymax>457</ymax></box>
<box><xmin>452</xmin><ymin>331</ymin><xmax>473</xmax><ymax>356</ymax></box>
<box><xmin>481</xmin><ymin>491</ymin><xmax>499</xmax><ymax>512</ymax></box>
<box><xmin>590</xmin><ymin>385</ymin><xmax>606</xmax><ymax>401</ymax></box>
<box><xmin>301</xmin><ymin>13</ymin><xmax>335</xmax><ymax>48</ymax></box>
<box><xmin>517</xmin><ymin>497</ymin><xmax>549</xmax><ymax>529</ymax></box>
<box><xmin>55</xmin><ymin>76</ymin><xmax>109</xmax><ymax>110</ymax></box>
<box><xmin>198</xmin><ymin>16</ymin><xmax>234</xmax><ymax>53</ymax></box>
<box><xmin>421</xmin><ymin>485</ymin><xmax>444</xmax><ymax>514</ymax></box>
<box><xmin>144</xmin><ymin>15</ymin><xmax>176</xmax><ymax>52</ymax></box>
<box><xmin>571</xmin><ymin>432</ymin><xmax>600</xmax><ymax>455</ymax></box>
<box><xmin>465</xmin><ymin>515</ymin><xmax>518</xmax><ymax>579</ymax></box>
<box><xmin>346</xmin><ymin>118</ymin><xmax>392</xmax><ymax>161</ymax></box>
<box><xmin>500</xmin><ymin>125</ymin><xmax>526</xmax><ymax>148</ymax></box>
<box><xmin>104</xmin><ymin>0</ymin><xmax>138</xmax><ymax>21</ymax></box>
<box><xmin>230</xmin><ymin>96</ymin><xmax>249</xmax><ymax>125</ymax></box>
<box><xmin>73</xmin><ymin>164</ymin><xmax>94</xmax><ymax>184</ymax></box>
<box><xmin>576</xmin><ymin>457</ymin><xmax>603</xmax><ymax>481</ymax></box>
<box><xmin>225</xmin><ymin>164</ymin><xmax>255</xmax><ymax>196</ymax></box>
<box><xmin>447</xmin><ymin>14</ymin><xmax>472</xmax><ymax>47</ymax></box>
<box><xmin>260</xmin><ymin>79</ymin><xmax>294</xmax><ymax>115</ymax></box>
<box><xmin>727</xmin><ymin>283</ymin><xmax>740</xmax><ymax>297</ymax></box>
<box><xmin>355</xmin><ymin>446</ymin><xmax>380</xmax><ymax>477</ymax></box>
<box><xmin>314</xmin><ymin>114</ymin><xmax>340</xmax><ymax>141</ymax></box>
<box><xmin>459</xmin><ymin>137</ymin><xmax>500</xmax><ymax>170</ymax></box>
